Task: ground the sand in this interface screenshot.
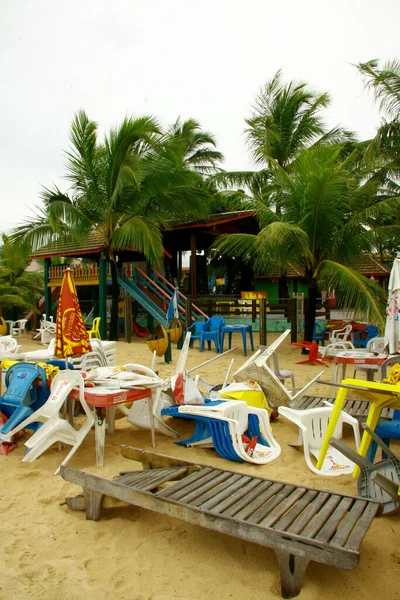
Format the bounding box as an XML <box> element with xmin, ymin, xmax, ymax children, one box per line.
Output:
<box><xmin>0</xmin><ymin>333</ymin><xmax>399</xmax><ymax>600</ymax></box>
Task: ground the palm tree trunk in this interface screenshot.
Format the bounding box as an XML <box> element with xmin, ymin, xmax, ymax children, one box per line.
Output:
<box><xmin>109</xmin><ymin>259</ymin><xmax>119</xmax><ymax>341</ymax></box>
<box><xmin>304</xmin><ymin>281</ymin><xmax>318</xmax><ymax>342</ymax></box>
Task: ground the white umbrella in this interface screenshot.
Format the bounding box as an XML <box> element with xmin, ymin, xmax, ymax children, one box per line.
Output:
<box><xmin>384</xmin><ymin>253</ymin><xmax>400</xmax><ymax>354</ymax></box>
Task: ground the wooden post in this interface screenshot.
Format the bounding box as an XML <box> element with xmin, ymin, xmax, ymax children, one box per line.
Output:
<box><xmin>125</xmin><ymin>294</ymin><xmax>132</xmax><ymax>343</ymax></box>
<box><xmin>164</xmin><ymin>331</ymin><xmax>172</xmax><ymax>363</ymax></box>
<box><xmin>190</xmin><ymin>232</ymin><xmax>197</xmax><ymax>300</ymax></box>
<box><xmin>185</xmin><ymin>298</ymin><xmax>192</xmax><ymax>330</ymax></box>
<box><xmin>291</xmin><ymin>297</ymin><xmax>297</xmax><ymax>343</ymax></box>
<box><xmin>252</xmin><ymin>299</ymin><xmax>257</xmax><ymax>323</ymax></box>
<box><xmin>44</xmin><ymin>258</ymin><xmax>51</xmax><ymax>318</ymax></box>
<box><xmin>99</xmin><ymin>255</ymin><xmax>107</xmax><ymax>340</ymax></box>
<box><xmin>259</xmin><ymin>297</ymin><xmax>267</xmax><ymax>346</ymax></box>
<box><xmin>178</xmin><ymin>251</ymin><xmax>182</xmax><ymax>288</ymax></box>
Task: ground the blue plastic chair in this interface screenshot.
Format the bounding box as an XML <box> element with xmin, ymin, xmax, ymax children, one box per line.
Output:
<box><xmin>199</xmin><ymin>316</ymin><xmax>225</xmax><ymax>352</ymax></box>
<box><xmin>0</xmin><ymin>363</ymin><xmax>49</xmax><ymax>435</ymax></box>
<box><xmin>353</xmin><ymin>325</ymin><xmax>379</xmax><ymax>348</ymax></box>
<box><xmin>312</xmin><ymin>322</ymin><xmax>325</xmax><ymax>346</ymax></box>
<box><xmin>187</xmin><ymin>321</ymin><xmax>206</xmax><ymax>349</ymax></box>
<box><xmin>367</xmin><ymin>409</ymin><xmax>400</xmax><ymax>461</ymax></box>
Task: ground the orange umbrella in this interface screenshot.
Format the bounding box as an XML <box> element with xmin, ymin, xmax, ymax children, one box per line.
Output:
<box><xmin>55</xmin><ymin>268</ymin><xmax>92</xmax><ymax>360</ymax></box>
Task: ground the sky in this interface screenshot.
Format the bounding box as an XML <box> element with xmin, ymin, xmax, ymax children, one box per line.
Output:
<box><xmin>1</xmin><ymin>0</ymin><xmax>399</xmax><ymax>235</ymax></box>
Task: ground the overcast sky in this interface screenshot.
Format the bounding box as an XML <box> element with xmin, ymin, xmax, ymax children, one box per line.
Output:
<box><xmin>1</xmin><ymin>0</ymin><xmax>399</xmax><ymax>235</ymax></box>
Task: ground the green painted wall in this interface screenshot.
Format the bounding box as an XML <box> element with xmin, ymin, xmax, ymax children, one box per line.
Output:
<box><xmin>256</xmin><ymin>278</ymin><xmax>309</xmax><ymax>301</ymax></box>
<box><xmin>255</xmin><ymin>279</ymin><xmax>279</xmax><ymax>301</ymax></box>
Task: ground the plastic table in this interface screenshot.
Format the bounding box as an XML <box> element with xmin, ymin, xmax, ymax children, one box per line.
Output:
<box><xmin>316</xmin><ymin>378</ymin><xmax>400</xmax><ymax>478</ymax></box>
<box><xmin>291</xmin><ymin>342</ymin><xmax>330</xmax><ymax>366</ymax></box>
<box><xmin>69</xmin><ymin>385</ymin><xmax>153</xmax><ymax>467</ymax></box>
<box><xmin>332</xmin><ymin>351</ymin><xmax>387</xmax><ymax>383</ymax></box>
<box><xmin>220</xmin><ymin>324</ymin><xmax>254</xmax><ymax>356</ymax></box>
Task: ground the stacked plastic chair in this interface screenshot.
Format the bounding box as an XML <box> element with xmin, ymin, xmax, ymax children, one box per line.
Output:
<box><xmin>162</xmin><ymin>399</ymin><xmax>281</xmax><ymax>465</ymax></box>
<box><xmin>70</xmin><ymin>339</ymin><xmax>116</xmax><ymax>369</ymax></box>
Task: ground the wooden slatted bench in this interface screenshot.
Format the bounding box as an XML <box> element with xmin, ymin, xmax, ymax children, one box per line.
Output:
<box><xmin>292</xmin><ymin>395</ymin><xmax>394</xmax><ymax>421</ymax></box>
<box><xmin>60</xmin><ymin>447</ymin><xmax>381</xmax><ymax>599</ymax></box>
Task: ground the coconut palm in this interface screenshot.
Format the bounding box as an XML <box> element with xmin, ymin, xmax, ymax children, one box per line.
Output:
<box><xmin>212</xmin><ymin>143</ymin><xmax>400</xmax><ymax>341</ymax></box>
<box><xmin>213</xmin><ymin>71</ymin><xmax>351</xmax><ymax>195</ymax></box>
<box><xmin>10</xmin><ymin>111</ymin><xmax>213</xmax><ymax>339</ymax></box>
<box><xmin>357</xmin><ymin>59</ymin><xmax>400</xmax><ymax>170</ymax></box>
<box><xmin>211</xmin><ymin>71</ymin><xmax>354</xmax><ymax>300</ymax></box>
<box><xmin>0</xmin><ymin>234</ymin><xmax>44</xmax><ymax>320</ymax></box>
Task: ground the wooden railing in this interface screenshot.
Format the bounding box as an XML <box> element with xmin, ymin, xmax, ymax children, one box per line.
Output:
<box><xmin>192</xmin><ymin>296</ymin><xmax>330</xmax><ymax>322</ymax></box>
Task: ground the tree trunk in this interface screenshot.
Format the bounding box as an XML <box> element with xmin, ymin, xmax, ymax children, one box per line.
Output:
<box><xmin>109</xmin><ymin>259</ymin><xmax>119</xmax><ymax>341</ymax></box>
<box><xmin>304</xmin><ymin>282</ymin><xmax>318</xmax><ymax>342</ymax></box>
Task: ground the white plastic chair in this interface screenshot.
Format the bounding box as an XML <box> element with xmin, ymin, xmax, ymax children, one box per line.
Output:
<box><xmin>319</xmin><ymin>340</ymin><xmax>355</xmax><ymax>359</ymax></box>
<box><xmin>0</xmin><ymin>336</ymin><xmax>20</xmax><ymax>354</ymax></box>
<box><xmin>6</xmin><ymin>370</ymin><xmax>94</xmax><ymax>474</ymax></box>
<box><xmin>329</xmin><ymin>324</ymin><xmax>352</xmax><ymax>345</ymax></box>
<box><xmin>266</xmin><ymin>351</ymin><xmax>295</xmax><ymax>388</ymax></box>
<box><xmin>352</xmin><ymin>336</ymin><xmax>389</xmax><ymax>380</ymax></box>
<box><xmin>12</xmin><ymin>319</ymin><xmax>28</xmax><ymax>337</ymax></box>
<box><xmin>278</xmin><ymin>403</ymin><xmax>361</xmax><ymax>476</ymax></box>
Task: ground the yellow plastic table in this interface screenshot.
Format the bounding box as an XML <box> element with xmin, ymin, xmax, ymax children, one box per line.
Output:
<box><xmin>316</xmin><ymin>378</ymin><xmax>400</xmax><ymax>478</ymax></box>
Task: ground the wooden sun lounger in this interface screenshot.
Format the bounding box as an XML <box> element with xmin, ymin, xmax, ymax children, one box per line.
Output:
<box><xmin>60</xmin><ymin>447</ymin><xmax>381</xmax><ymax>599</ymax></box>
<box><xmin>292</xmin><ymin>395</ymin><xmax>394</xmax><ymax>421</ymax></box>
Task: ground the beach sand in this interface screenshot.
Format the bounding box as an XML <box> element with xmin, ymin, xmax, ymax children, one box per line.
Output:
<box><xmin>0</xmin><ymin>333</ymin><xmax>399</xmax><ymax>600</ymax></box>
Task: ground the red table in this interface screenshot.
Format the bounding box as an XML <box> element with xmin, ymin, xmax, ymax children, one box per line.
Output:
<box><xmin>69</xmin><ymin>386</ymin><xmax>153</xmax><ymax>467</ymax></box>
<box><xmin>332</xmin><ymin>351</ymin><xmax>387</xmax><ymax>383</ymax></box>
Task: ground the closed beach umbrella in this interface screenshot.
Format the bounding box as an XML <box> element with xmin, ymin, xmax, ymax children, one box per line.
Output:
<box><xmin>384</xmin><ymin>253</ymin><xmax>400</xmax><ymax>354</ymax></box>
<box><xmin>55</xmin><ymin>268</ymin><xmax>92</xmax><ymax>361</ymax></box>
<box><xmin>167</xmin><ymin>288</ymin><xmax>179</xmax><ymax>321</ymax></box>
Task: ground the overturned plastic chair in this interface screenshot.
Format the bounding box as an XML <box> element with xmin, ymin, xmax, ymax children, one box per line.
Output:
<box><xmin>6</xmin><ymin>370</ymin><xmax>94</xmax><ymax>474</ymax></box>
<box><xmin>278</xmin><ymin>403</ymin><xmax>361</xmax><ymax>476</ymax></box>
<box><xmin>0</xmin><ymin>363</ymin><xmax>49</xmax><ymax>436</ymax></box>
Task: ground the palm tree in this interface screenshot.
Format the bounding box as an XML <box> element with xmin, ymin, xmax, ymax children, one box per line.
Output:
<box><xmin>211</xmin><ymin>71</ymin><xmax>353</xmax><ymax>301</ymax></box>
<box><xmin>356</xmin><ymin>60</ymin><xmax>400</xmax><ymax>261</ymax></box>
<box><xmin>213</xmin><ymin>143</ymin><xmax>400</xmax><ymax>340</ymax></box>
<box><xmin>10</xmin><ymin>111</ymin><xmax>214</xmax><ymax>339</ymax></box>
<box><xmin>356</xmin><ymin>59</ymin><xmax>400</xmax><ymax>175</ymax></box>
<box><xmin>213</xmin><ymin>71</ymin><xmax>350</xmax><ymax>193</ymax></box>
<box><xmin>0</xmin><ymin>234</ymin><xmax>44</xmax><ymax>321</ymax></box>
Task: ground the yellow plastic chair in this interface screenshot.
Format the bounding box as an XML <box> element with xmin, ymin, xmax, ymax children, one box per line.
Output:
<box><xmin>87</xmin><ymin>317</ymin><xmax>101</xmax><ymax>339</ymax></box>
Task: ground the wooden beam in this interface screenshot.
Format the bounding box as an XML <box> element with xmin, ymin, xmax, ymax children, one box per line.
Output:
<box><xmin>44</xmin><ymin>258</ymin><xmax>52</xmax><ymax>318</ymax></box>
<box><xmin>99</xmin><ymin>255</ymin><xmax>107</xmax><ymax>339</ymax></box>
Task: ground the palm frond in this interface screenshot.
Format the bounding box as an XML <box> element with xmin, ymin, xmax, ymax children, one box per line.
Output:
<box><xmin>112</xmin><ymin>216</ymin><xmax>164</xmax><ymax>264</ymax></box>
<box><xmin>316</xmin><ymin>260</ymin><xmax>386</xmax><ymax>328</ymax></box>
